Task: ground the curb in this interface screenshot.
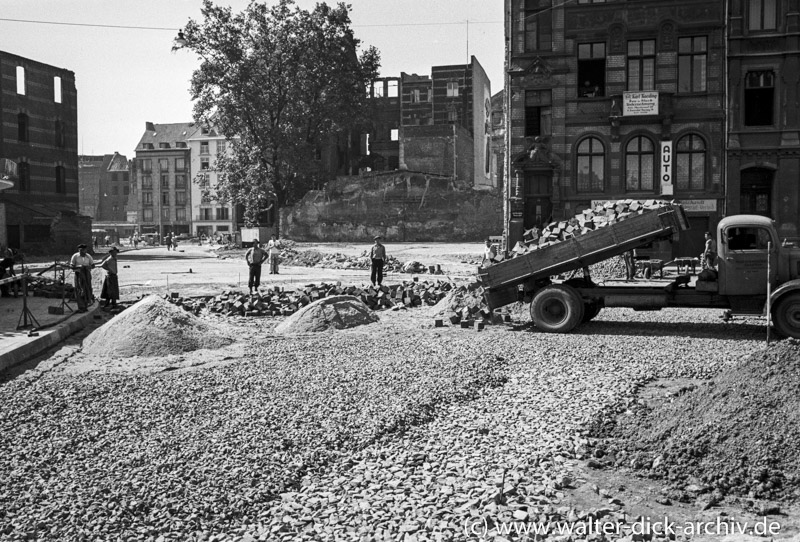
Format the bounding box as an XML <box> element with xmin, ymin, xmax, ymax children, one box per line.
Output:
<box><xmin>0</xmin><ymin>305</ymin><xmax>103</xmax><ymax>372</ymax></box>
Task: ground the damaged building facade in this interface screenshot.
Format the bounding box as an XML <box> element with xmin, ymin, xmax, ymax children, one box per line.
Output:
<box><xmin>504</xmin><ymin>0</ymin><xmax>726</xmax><ymax>258</ymax></box>
<box><xmin>282</xmin><ymin>56</ymin><xmax>503</xmax><ymax>242</ymax></box>
<box><xmin>0</xmin><ymin>51</ymin><xmax>88</xmax><ymax>252</ymax></box>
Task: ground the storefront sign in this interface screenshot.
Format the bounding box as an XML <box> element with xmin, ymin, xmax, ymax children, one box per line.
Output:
<box><xmin>623</xmin><ymin>91</ymin><xmax>659</xmax><ymax>116</ymax></box>
<box><xmin>660</xmin><ymin>141</ymin><xmax>673</xmax><ymax>195</ymax></box>
<box><xmin>678</xmin><ymin>199</ymin><xmax>718</xmax><ymax>213</ymax></box>
<box><xmin>127</xmin><ymin>211</ymin><xmax>138</xmax><ymax>223</ymax></box>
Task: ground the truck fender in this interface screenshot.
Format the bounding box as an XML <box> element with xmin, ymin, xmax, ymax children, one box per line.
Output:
<box><xmin>769</xmin><ymin>279</ymin><xmax>800</xmax><ymax>306</ymax></box>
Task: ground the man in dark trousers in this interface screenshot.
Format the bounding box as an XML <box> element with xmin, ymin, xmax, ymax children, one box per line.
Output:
<box><xmin>370</xmin><ymin>235</ymin><xmax>387</xmax><ymax>287</ymax></box>
<box><xmin>245</xmin><ymin>239</ymin><xmax>268</xmax><ymax>294</ymax></box>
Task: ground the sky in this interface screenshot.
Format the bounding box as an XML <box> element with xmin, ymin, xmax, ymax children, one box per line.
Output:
<box><xmin>0</xmin><ymin>0</ymin><xmax>504</xmax><ymax>158</ymax></box>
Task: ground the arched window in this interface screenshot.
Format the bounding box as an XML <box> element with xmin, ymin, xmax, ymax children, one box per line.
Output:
<box><xmin>675</xmin><ymin>134</ymin><xmax>706</xmax><ymax>190</ymax></box>
<box><xmin>576</xmin><ymin>137</ymin><xmax>605</xmax><ymax>192</ymax></box>
<box><xmin>625</xmin><ymin>136</ymin><xmax>655</xmax><ymax>191</ymax></box>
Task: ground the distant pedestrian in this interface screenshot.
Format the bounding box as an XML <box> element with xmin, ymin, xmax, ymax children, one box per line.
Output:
<box><xmin>93</xmin><ymin>236</ymin><xmax>98</xmax><ymax>250</ymax></box>
<box><xmin>623</xmin><ymin>249</ymin><xmax>637</xmax><ymax>281</ymax></box>
<box><xmin>245</xmin><ymin>239</ymin><xmax>268</xmax><ymax>294</ymax></box>
<box><xmin>170</xmin><ymin>232</ymin><xmax>178</xmax><ymax>250</ymax></box>
<box><xmin>104</xmin><ymin>235</ymin><xmax>110</xmax><ymax>247</ymax></box>
<box><xmin>370</xmin><ymin>235</ymin><xmax>387</xmax><ymax>287</ymax></box>
<box><xmin>482</xmin><ymin>239</ymin><xmax>497</xmax><ymax>267</ymax></box>
<box><xmin>165</xmin><ymin>232</ymin><xmax>172</xmax><ymax>251</ymax></box>
<box><xmin>0</xmin><ymin>248</ymin><xmax>17</xmax><ymax>298</ymax></box>
<box><xmin>69</xmin><ymin>243</ymin><xmax>94</xmax><ymax>312</ymax></box>
<box><xmin>100</xmin><ymin>246</ymin><xmax>120</xmax><ymax>309</ymax></box>
<box><xmin>267</xmin><ymin>235</ymin><xmax>281</xmax><ymax>274</ymax></box>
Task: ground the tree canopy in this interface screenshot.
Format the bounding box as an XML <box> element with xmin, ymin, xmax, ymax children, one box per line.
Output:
<box><xmin>180</xmin><ymin>0</ymin><xmax>380</xmax><ymax>227</ymax></box>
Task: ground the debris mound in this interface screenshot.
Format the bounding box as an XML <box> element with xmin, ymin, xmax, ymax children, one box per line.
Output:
<box><xmin>602</xmin><ymin>339</ymin><xmax>800</xmax><ymax>501</ymax></box>
<box><xmin>82</xmin><ymin>295</ymin><xmax>233</xmax><ymax>357</ymax></box>
<box><xmin>274</xmin><ymin>295</ymin><xmax>379</xmax><ymax>334</ymax></box>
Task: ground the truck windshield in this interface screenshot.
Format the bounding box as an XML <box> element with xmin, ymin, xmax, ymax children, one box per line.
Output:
<box><xmin>726</xmin><ymin>227</ymin><xmax>772</xmax><ymax>250</ymax></box>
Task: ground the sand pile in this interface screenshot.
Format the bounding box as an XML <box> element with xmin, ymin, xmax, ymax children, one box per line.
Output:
<box><xmin>274</xmin><ymin>295</ymin><xmax>378</xmax><ymax>334</ymax></box>
<box><xmin>603</xmin><ymin>339</ymin><xmax>800</xmax><ymax>501</ymax></box>
<box><xmin>82</xmin><ymin>295</ymin><xmax>233</xmax><ymax>357</ymax></box>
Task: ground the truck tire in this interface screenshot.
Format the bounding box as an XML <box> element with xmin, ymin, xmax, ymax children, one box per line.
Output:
<box><xmin>530</xmin><ymin>285</ymin><xmax>584</xmax><ymax>333</ymax></box>
<box><xmin>773</xmin><ymin>292</ymin><xmax>800</xmax><ymax>339</ymax></box>
<box><xmin>583</xmin><ymin>301</ymin><xmax>601</xmax><ymax>323</ymax></box>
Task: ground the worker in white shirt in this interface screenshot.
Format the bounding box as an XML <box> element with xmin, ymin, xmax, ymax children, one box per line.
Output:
<box><xmin>69</xmin><ymin>243</ymin><xmax>94</xmax><ymax>312</ymax></box>
<box><xmin>267</xmin><ymin>235</ymin><xmax>281</xmax><ymax>275</ymax></box>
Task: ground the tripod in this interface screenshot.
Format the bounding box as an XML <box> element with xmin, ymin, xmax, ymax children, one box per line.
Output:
<box><xmin>58</xmin><ymin>264</ymin><xmax>74</xmax><ymax>314</ymax></box>
<box><xmin>16</xmin><ymin>274</ymin><xmax>39</xmax><ymax>330</ymax></box>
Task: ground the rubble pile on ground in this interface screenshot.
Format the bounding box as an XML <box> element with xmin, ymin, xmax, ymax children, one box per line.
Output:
<box><xmin>510</xmin><ymin>199</ymin><xmax>672</xmax><ymax>257</ymax></box>
<box><xmin>166</xmin><ymin>280</ymin><xmax>456</xmax><ymax>317</ymax></box>
<box><xmin>0</xmin><ymin>304</ymin><xmax>772</xmax><ymax>540</ymax></box>
<box><xmin>282</xmin><ymin>249</ymin><xmax>407</xmax><ymax>272</ymax></box>
<box><xmin>593</xmin><ymin>338</ymin><xmax>800</xmax><ymax>502</ymax></box>
<box><xmin>275</xmin><ymin>295</ymin><xmax>379</xmax><ymax>334</ymax></box>
<box><xmin>432</xmin><ymin>280</ymin><xmax>496</xmax><ymax>325</ymax></box>
<box><xmin>82</xmin><ymin>295</ymin><xmax>233</xmax><ymax>357</ymax></box>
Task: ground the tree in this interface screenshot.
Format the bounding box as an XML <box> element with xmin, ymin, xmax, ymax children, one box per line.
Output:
<box><xmin>179</xmin><ymin>0</ymin><xmax>380</xmax><ymax>230</ymax></box>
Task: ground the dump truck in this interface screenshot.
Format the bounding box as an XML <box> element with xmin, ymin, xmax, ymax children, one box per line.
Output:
<box><xmin>479</xmin><ymin>203</ymin><xmax>800</xmax><ymax>338</ymax></box>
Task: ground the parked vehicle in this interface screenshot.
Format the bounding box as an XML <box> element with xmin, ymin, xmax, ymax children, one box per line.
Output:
<box><xmin>479</xmin><ymin>204</ymin><xmax>800</xmax><ymax>338</ymax></box>
<box><xmin>240</xmin><ymin>227</ymin><xmax>274</xmax><ymax>248</ymax></box>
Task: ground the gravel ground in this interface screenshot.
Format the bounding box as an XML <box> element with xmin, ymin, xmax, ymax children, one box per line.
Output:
<box><xmin>0</xmin><ymin>301</ymin><xmax>780</xmax><ymax>541</ymax></box>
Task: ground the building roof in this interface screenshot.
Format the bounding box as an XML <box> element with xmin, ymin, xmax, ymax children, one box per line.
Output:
<box><xmin>136</xmin><ymin>122</ymin><xmax>195</xmax><ymax>149</ymax></box>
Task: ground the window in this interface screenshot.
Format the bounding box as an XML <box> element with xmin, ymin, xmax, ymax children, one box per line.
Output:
<box><xmin>175</xmin><ymin>174</ymin><xmax>187</xmax><ymax>189</ymax></box>
<box><xmin>112</xmin><ymin>204</ymin><xmax>119</xmax><ymax>213</ymax></box>
<box><xmin>176</xmin><ymin>141</ymin><xmax>187</xmax><ymax>148</ymax></box>
<box><xmin>447</xmin><ymin>82</ymin><xmax>459</xmax><ymax>97</ymax></box>
<box><xmin>175</xmin><ymin>158</ymin><xmax>185</xmax><ymax>171</ymax></box>
<box><xmin>143</xmin><ymin>209</ymin><xmax>153</xmax><ymax>222</ymax></box>
<box><xmin>158</xmin><ymin>158</ymin><xmax>169</xmax><ymax>171</ymax></box>
<box><xmin>578</xmin><ymin>43</ymin><xmax>606</xmax><ymax>97</ymax></box>
<box><xmin>176</xmin><ymin>208</ymin><xmax>187</xmax><ymax>221</ymax></box>
<box><xmin>17</xmin><ymin>113</ymin><xmax>29</xmax><ymax>142</ymax></box>
<box><xmin>576</xmin><ymin>137</ymin><xmax>605</xmax><ymax>192</ymax></box>
<box><xmin>201</xmin><ymin>126</ymin><xmax>209</xmax><ymax>135</ymax></box>
<box><xmin>372</xmin><ymin>81</ymin><xmax>384</xmax><ymax>98</ymax></box>
<box><xmin>160</xmin><ymin>174</ymin><xmax>169</xmax><ymax>189</ymax></box>
<box><xmin>141</xmin><ymin>159</ymin><xmax>152</xmax><ymax>173</ymax></box>
<box><xmin>200</xmin><ymin>208</ymin><xmax>212</xmax><ymax>220</ymax></box>
<box><xmin>217</xmin><ymin>140</ymin><xmax>226</xmax><ymax>153</ymax></box>
<box><xmin>124</xmin><ymin>185</ymin><xmax>130</xmax><ymax>195</ymax></box>
<box><xmin>675</xmin><ymin>134</ymin><xmax>706</xmax><ymax>190</ymax></box>
<box><xmin>726</xmin><ymin>226</ymin><xmax>773</xmax><ymax>250</ymax></box>
<box><xmin>201</xmin><ymin>158</ymin><xmax>210</xmax><ymax>170</ymax></box>
<box><xmin>55</xmin><ymin>120</ymin><xmax>65</xmax><ymax>147</ymax></box>
<box><xmin>749</xmin><ymin>0</ymin><xmax>777</xmax><ymax>30</ymax></box>
<box><xmin>411</xmin><ymin>89</ymin><xmax>421</xmax><ymax>103</ymax></box>
<box><xmin>142</xmin><ymin>175</ymin><xmax>153</xmax><ymax>189</ymax></box>
<box><xmin>525</xmin><ymin>90</ymin><xmax>552</xmax><ymax>137</ymax></box>
<box><xmin>54</xmin><ymin>76</ymin><xmax>62</xmax><ymax>103</ymax></box>
<box><xmin>162</xmin><ymin>192</ymin><xmax>170</xmax><ymax>205</ymax></box>
<box><xmin>744</xmin><ymin>71</ymin><xmax>774</xmax><ymax>126</ymax></box>
<box><xmin>625</xmin><ymin>137</ymin><xmax>656</xmax><ymax>191</ymax></box>
<box><xmin>216</xmin><ymin>207</ymin><xmax>230</xmax><ymax>220</ymax></box>
<box><xmin>492</xmin><ymin>111</ymin><xmax>503</xmax><ymax>127</ymax></box>
<box><xmin>18</xmin><ymin>113</ymin><xmax>29</xmax><ymax>142</ymax></box>
<box><xmin>176</xmin><ymin>191</ymin><xmax>187</xmax><ymax>205</ymax></box>
<box><xmin>390</xmin><ymin>129</ymin><xmax>399</xmax><ymax>141</ymax></box>
<box><xmin>17</xmin><ymin>162</ymin><xmax>29</xmax><ymax>192</ymax></box>
<box><xmin>447</xmin><ymin>110</ymin><xmax>458</xmax><ymax>122</ymax></box>
<box><xmin>200</xmin><ymin>142</ymin><xmax>210</xmax><ymax>155</ymax></box>
<box><xmin>525</xmin><ymin>8</ymin><xmax>552</xmax><ymax>52</ymax></box>
<box><xmin>142</xmin><ymin>192</ymin><xmax>153</xmax><ymax>205</ymax></box>
<box><xmin>678</xmin><ymin>37</ymin><xmax>707</xmax><ymax>93</ymax></box>
<box><xmin>387</xmin><ymin>80</ymin><xmax>398</xmax><ymax>98</ymax></box>
<box><xmin>16</xmin><ymin>66</ymin><xmax>25</xmax><ymax>95</ymax></box>
<box><xmin>627</xmin><ymin>40</ymin><xmax>655</xmax><ymax>91</ymax></box>
<box><xmin>162</xmin><ymin>208</ymin><xmax>171</xmax><ymax>220</ymax></box>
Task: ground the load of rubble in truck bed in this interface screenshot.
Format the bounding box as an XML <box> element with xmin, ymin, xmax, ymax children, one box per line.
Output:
<box><xmin>508</xmin><ymin>199</ymin><xmax>673</xmax><ymax>257</ymax></box>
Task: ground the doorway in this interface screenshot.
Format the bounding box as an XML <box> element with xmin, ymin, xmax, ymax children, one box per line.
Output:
<box><xmin>523</xmin><ymin>172</ymin><xmax>552</xmax><ymax>230</ymax></box>
<box><xmin>740</xmin><ymin>167</ymin><xmax>773</xmax><ymax>217</ymax></box>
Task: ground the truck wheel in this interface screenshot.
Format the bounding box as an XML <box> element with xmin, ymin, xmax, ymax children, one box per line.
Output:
<box><xmin>530</xmin><ymin>285</ymin><xmax>584</xmax><ymax>333</ymax></box>
<box><xmin>773</xmin><ymin>292</ymin><xmax>800</xmax><ymax>339</ymax></box>
<box><xmin>583</xmin><ymin>301</ymin><xmax>601</xmax><ymax>323</ymax></box>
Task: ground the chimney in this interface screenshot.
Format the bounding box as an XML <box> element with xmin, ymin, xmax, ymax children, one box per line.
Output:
<box><xmin>145</xmin><ymin>121</ymin><xmax>155</xmax><ymax>131</ymax></box>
